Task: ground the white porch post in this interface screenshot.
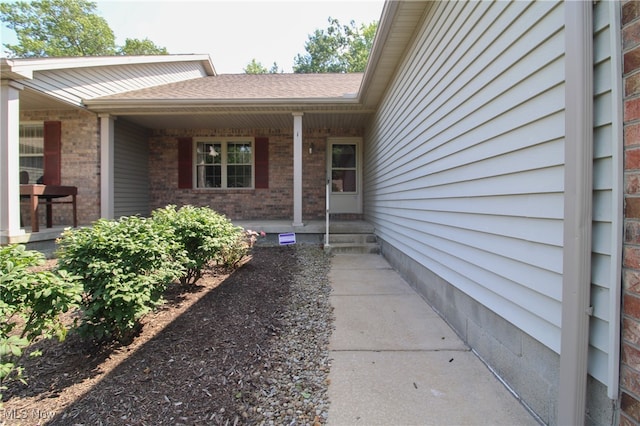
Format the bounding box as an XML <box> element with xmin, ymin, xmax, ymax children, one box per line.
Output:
<box><xmin>0</xmin><ymin>80</ymin><xmax>24</xmax><ymax>242</ymax></box>
<box><xmin>100</xmin><ymin>114</ymin><xmax>115</xmax><ymax>220</ymax></box>
<box><xmin>292</xmin><ymin>112</ymin><xmax>304</xmax><ymax>227</ymax></box>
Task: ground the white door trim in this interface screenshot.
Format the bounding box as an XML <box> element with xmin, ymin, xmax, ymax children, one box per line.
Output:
<box><xmin>327</xmin><ymin>137</ymin><xmax>363</xmax><ymax>214</ymax></box>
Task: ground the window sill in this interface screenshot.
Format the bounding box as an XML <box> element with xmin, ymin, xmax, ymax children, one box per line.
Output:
<box><xmin>190</xmin><ymin>188</ymin><xmax>256</xmax><ymax>194</ymax></box>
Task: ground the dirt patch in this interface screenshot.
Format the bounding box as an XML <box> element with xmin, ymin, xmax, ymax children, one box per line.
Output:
<box><xmin>1</xmin><ymin>246</ymin><xmax>331</xmax><ymax>425</ymax></box>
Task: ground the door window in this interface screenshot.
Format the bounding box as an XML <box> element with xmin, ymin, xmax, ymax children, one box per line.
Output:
<box><xmin>331</xmin><ymin>144</ymin><xmax>357</xmax><ymax>193</ymax></box>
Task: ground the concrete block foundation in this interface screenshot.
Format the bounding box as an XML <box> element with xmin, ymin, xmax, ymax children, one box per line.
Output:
<box><xmin>379</xmin><ymin>238</ymin><xmax>614</xmax><ymax>426</ymax></box>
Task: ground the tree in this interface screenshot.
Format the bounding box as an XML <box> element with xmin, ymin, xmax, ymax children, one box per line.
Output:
<box><xmin>293</xmin><ymin>17</ymin><xmax>378</xmax><ymax>73</ymax></box>
<box><xmin>0</xmin><ymin>0</ymin><xmax>116</xmax><ymax>57</ymax></box>
<box><xmin>268</xmin><ymin>62</ymin><xmax>280</xmax><ymax>74</ymax></box>
<box><xmin>118</xmin><ymin>38</ymin><xmax>168</xmax><ymax>56</ymax></box>
<box><xmin>0</xmin><ymin>0</ymin><xmax>168</xmax><ymax>58</ymax></box>
<box><xmin>244</xmin><ymin>58</ymin><xmax>280</xmax><ymax>74</ymax></box>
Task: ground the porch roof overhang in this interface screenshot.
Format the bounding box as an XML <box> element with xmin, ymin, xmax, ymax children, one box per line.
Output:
<box><xmin>83</xmin><ymin>73</ymin><xmax>373</xmax><ymax>129</ymax></box>
<box><xmin>83</xmin><ymin>100</ymin><xmax>375</xmax><ymax>130</ymax></box>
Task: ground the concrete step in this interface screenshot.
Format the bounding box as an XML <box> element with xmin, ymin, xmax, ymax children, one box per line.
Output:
<box><xmin>329</xmin><ymin>221</ymin><xmax>375</xmax><ymax>234</ymax></box>
<box><xmin>325</xmin><ymin>242</ymin><xmax>381</xmax><ymax>255</ymax></box>
<box><xmin>325</xmin><ymin>233</ymin><xmax>380</xmax><ymax>254</ymax></box>
<box><xmin>328</xmin><ymin>233</ymin><xmax>377</xmax><ymax>244</ymax></box>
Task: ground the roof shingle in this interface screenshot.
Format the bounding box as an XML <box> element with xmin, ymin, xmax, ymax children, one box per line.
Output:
<box><xmin>94</xmin><ymin>73</ymin><xmax>364</xmax><ymax>101</ymax></box>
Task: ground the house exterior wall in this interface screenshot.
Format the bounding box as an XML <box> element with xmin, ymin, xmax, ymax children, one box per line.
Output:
<box><xmin>19</xmin><ymin>109</ymin><xmax>100</xmax><ymax>228</ymax></box>
<box><xmin>620</xmin><ymin>1</ymin><xmax>640</xmax><ymax>425</ymax></box>
<box><xmin>114</xmin><ymin>119</ymin><xmax>150</xmax><ymax>217</ymax></box>
<box><xmin>149</xmin><ymin>128</ymin><xmax>361</xmax><ymax>220</ymax></box>
<box><xmin>364</xmin><ymin>1</ymin><xmax>618</xmax><ymax>424</ymax></box>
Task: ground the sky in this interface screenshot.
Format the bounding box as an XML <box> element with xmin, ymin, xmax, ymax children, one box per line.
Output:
<box><xmin>0</xmin><ymin>0</ymin><xmax>385</xmax><ymax>74</ymax></box>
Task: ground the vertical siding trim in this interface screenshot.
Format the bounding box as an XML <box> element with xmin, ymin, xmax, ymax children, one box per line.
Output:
<box><xmin>606</xmin><ymin>0</ymin><xmax>623</xmax><ymax>400</ymax></box>
<box><xmin>558</xmin><ymin>2</ymin><xmax>593</xmax><ymax>424</ymax></box>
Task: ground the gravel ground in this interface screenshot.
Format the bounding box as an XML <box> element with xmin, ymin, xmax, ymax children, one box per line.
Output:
<box><xmin>232</xmin><ymin>246</ymin><xmax>334</xmax><ymax>425</ymax></box>
<box><xmin>2</xmin><ymin>245</ymin><xmax>335</xmax><ymax>426</ymax></box>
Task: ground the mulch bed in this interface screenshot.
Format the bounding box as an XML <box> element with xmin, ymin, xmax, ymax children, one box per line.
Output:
<box><xmin>1</xmin><ymin>246</ymin><xmax>312</xmax><ymax>425</ymax></box>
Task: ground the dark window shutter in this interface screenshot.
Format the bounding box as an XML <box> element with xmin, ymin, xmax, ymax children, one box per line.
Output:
<box><xmin>43</xmin><ymin>121</ymin><xmax>61</xmax><ymax>185</ymax></box>
<box><xmin>177</xmin><ymin>137</ymin><xmax>193</xmax><ymax>189</ymax></box>
<box><xmin>255</xmin><ymin>137</ymin><xmax>269</xmax><ymax>189</ymax></box>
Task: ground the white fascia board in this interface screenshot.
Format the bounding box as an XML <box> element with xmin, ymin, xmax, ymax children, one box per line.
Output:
<box><xmin>358</xmin><ymin>0</ymin><xmax>400</xmax><ymax>99</ymax></box>
<box><xmin>1</xmin><ymin>54</ymin><xmax>216</xmax><ymax>80</ymax></box>
<box><xmin>83</xmin><ymin>97</ymin><xmax>363</xmax><ymax>110</ymax></box>
<box><xmin>0</xmin><ymin>59</ymin><xmax>34</xmax><ymax>79</ymax></box>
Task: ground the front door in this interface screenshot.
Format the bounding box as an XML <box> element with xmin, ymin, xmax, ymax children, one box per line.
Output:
<box><xmin>327</xmin><ymin>137</ymin><xmax>362</xmax><ymax>214</ymax></box>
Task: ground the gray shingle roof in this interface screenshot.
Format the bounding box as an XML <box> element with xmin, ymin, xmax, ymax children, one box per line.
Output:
<box><xmin>94</xmin><ymin>73</ymin><xmax>364</xmax><ymax>101</ymax></box>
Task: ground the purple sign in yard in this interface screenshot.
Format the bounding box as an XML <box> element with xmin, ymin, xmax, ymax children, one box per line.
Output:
<box><xmin>278</xmin><ymin>233</ymin><xmax>296</xmax><ymax>245</ymax></box>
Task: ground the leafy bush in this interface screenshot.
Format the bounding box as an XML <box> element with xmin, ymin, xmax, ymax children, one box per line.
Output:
<box><xmin>56</xmin><ymin>216</ymin><xmax>185</xmax><ymax>342</ymax></box>
<box><xmin>219</xmin><ymin>228</ymin><xmax>266</xmax><ymax>268</ymax></box>
<box><xmin>152</xmin><ymin>205</ymin><xmax>245</xmax><ymax>283</ymax></box>
<box><xmin>0</xmin><ymin>244</ymin><xmax>82</xmax><ymax>403</ymax></box>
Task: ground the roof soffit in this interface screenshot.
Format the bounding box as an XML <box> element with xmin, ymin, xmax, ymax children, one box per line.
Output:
<box><xmin>359</xmin><ymin>1</ymin><xmax>432</xmax><ymax>107</ymax></box>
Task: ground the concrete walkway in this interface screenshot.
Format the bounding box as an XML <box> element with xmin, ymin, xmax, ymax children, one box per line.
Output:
<box><xmin>326</xmin><ymin>253</ymin><xmax>539</xmax><ymax>426</ymax></box>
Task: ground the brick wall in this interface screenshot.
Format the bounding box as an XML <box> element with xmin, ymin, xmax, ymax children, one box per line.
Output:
<box><xmin>149</xmin><ymin>128</ymin><xmax>362</xmax><ymax>220</ymax></box>
<box><xmin>622</xmin><ymin>1</ymin><xmax>640</xmax><ymax>424</ymax></box>
<box><xmin>19</xmin><ymin>109</ymin><xmax>101</xmax><ymax>228</ymax></box>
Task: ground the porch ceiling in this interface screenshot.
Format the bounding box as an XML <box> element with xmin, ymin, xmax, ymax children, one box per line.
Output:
<box><xmin>116</xmin><ymin>110</ymin><xmax>374</xmax><ymax>130</ymax></box>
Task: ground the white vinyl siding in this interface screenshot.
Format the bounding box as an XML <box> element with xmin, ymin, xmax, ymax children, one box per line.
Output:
<box><xmin>589</xmin><ymin>0</ymin><xmax>622</xmax><ymax>396</ymax></box>
<box><xmin>22</xmin><ymin>62</ymin><xmax>207</xmax><ymax>107</ymax></box>
<box><xmin>365</xmin><ymin>1</ymin><xmax>566</xmax><ymax>350</ymax></box>
<box><xmin>114</xmin><ymin>120</ymin><xmax>150</xmax><ymax>217</ymax></box>
<box><xmin>365</xmin><ymin>0</ymin><xmax>621</xmax><ymax>394</ymax></box>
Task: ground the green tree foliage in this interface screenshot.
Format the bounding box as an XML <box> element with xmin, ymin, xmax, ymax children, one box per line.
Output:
<box><xmin>117</xmin><ymin>37</ymin><xmax>168</xmax><ymax>55</ymax></box>
<box><xmin>244</xmin><ymin>58</ymin><xmax>280</xmax><ymax>74</ymax></box>
<box><xmin>0</xmin><ymin>0</ymin><xmax>168</xmax><ymax>58</ymax></box>
<box><xmin>0</xmin><ymin>0</ymin><xmax>116</xmax><ymax>57</ymax></box>
<box><xmin>293</xmin><ymin>17</ymin><xmax>378</xmax><ymax>73</ymax></box>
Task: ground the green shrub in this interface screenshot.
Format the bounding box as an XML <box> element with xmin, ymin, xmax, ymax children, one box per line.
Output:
<box><xmin>56</xmin><ymin>216</ymin><xmax>185</xmax><ymax>342</ymax></box>
<box><xmin>219</xmin><ymin>228</ymin><xmax>265</xmax><ymax>268</ymax></box>
<box><xmin>0</xmin><ymin>244</ymin><xmax>82</xmax><ymax>403</ymax></box>
<box><xmin>152</xmin><ymin>205</ymin><xmax>245</xmax><ymax>283</ymax></box>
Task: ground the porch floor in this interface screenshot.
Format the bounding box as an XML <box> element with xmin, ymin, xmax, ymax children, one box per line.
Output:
<box><xmin>233</xmin><ymin>220</ymin><xmax>374</xmax><ymax>234</ymax></box>
<box><xmin>5</xmin><ymin>220</ymin><xmax>375</xmax><ymax>257</ymax></box>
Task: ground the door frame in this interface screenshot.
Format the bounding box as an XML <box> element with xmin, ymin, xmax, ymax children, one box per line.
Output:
<box><xmin>326</xmin><ymin>137</ymin><xmax>363</xmax><ymax>214</ymax></box>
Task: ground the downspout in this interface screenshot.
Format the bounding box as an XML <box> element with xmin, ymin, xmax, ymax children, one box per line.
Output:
<box><xmin>558</xmin><ymin>2</ymin><xmax>593</xmax><ymax>425</ymax></box>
